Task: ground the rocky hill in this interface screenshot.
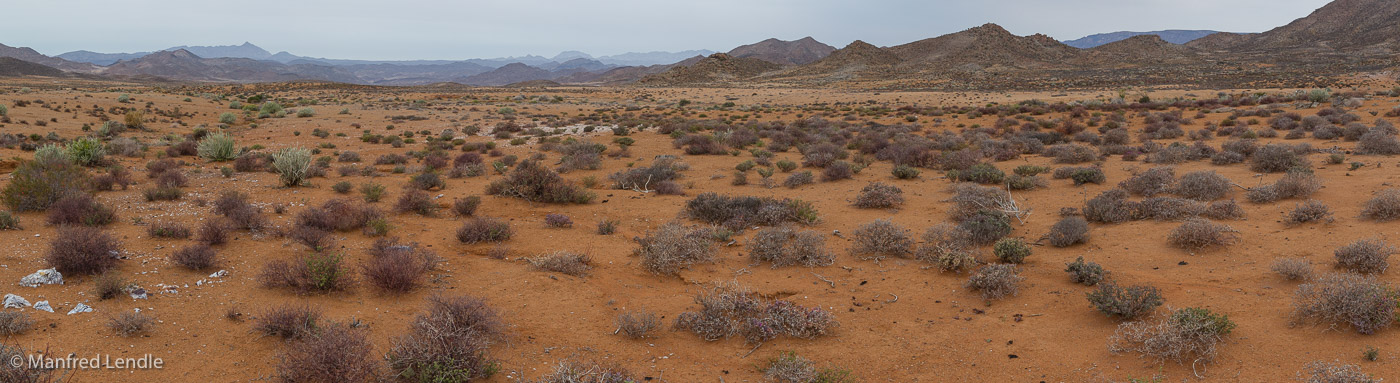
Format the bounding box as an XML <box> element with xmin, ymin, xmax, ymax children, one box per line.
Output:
<box><xmin>726</xmin><ymin>37</ymin><xmax>836</xmax><ymax>66</ymax></box>
<box><xmin>0</xmin><ymin>57</ymin><xmax>67</xmax><ymax>77</ymax></box>
<box><xmin>637</xmin><ymin>53</ymin><xmax>781</xmax><ymax>86</ymax></box>
<box><xmin>1063</xmin><ymin>30</ymin><xmax>1221</xmax><ymax>48</ymax></box>
<box><xmin>0</xmin><ymin>43</ymin><xmax>99</xmax><ymax>73</ymax></box>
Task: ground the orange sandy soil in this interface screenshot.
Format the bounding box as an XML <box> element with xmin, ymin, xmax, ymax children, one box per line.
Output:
<box><xmin>0</xmin><ymin>79</ymin><xmax>1398</xmax><ymax>382</ymax></box>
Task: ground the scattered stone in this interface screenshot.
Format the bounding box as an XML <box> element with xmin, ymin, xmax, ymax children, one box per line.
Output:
<box><xmin>33</xmin><ymin>301</ymin><xmax>53</xmax><ymax>313</ymax></box>
<box><xmin>208</xmin><ymin>270</ymin><xmax>228</xmax><ymax>278</ymax></box>
<box><xmin>19</xmin><ymin>268</ymin><xmax>64</xmax><ymax>287</ymax></box>
<box><xmin>3</xmin><ymin>294</ymin><xmax>31</xmax><ymax>308</ymax></box>
<box><xmin>129</xmin><ymin>288</ymin><xmax>148</xmax><ymax>300</ymax></box>
<box><xmin>67</xmin><ymin>303</ymin><xmax>93</xmax><ymax>315</ymax></box>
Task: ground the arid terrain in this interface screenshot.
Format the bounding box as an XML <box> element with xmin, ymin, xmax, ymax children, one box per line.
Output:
<box><xmin>0</xmin><ymin>77</ymin><xmax>1398</xmax><ymax>383</ymax></box>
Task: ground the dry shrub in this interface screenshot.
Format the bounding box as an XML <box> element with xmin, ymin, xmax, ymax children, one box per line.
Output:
<box><xmin>213</xmin><ymin>190</ymin><xmax>267</xmax><ymax>230</ymax></box>
<box><xmin>1048</xmin><ymin>216</ymin><xmax>1089</xmax><ymax>247</ymax></box>
<box><xmin>94</xmin><ymin>272</ymin><xmax>126</xmax><ymax>300</ymax></box>
<box><xmin>544</xmin><ymin>213</ymin><xmax>573</xmax><ymax>228</ymax></box>
<box><xmin>456</xmin><ymin>217</ymin><xmax>512</xmax><ymax>244</ymax></box>
<box><xmin>1173</xmin><ymin>170</ymin><xmax>1232</xmax><ymax>201</ymax></box>
<box><xmin>254</xmin><ymin>304</ymin><xmax>322</xmax><ymax>339</ymax></box>
<box><xmin>1247</xmin><ymin>171</ymin><xmax>1321</xmax><ymax>203</ymax></box>
<box><xmin>1203</xmin><ymin>199</ymin><xmax>1245</xmax><ymax>220</ymax></box>
<box><xmin>298</xmin><ymin>199</ymin><xmax>381</xmax><ymax>232</ymax></box>
<box><xmin>1046</xmin><ymin>143</ymin><xmax>1097</xmax><ymax>163</ymax></box>
<box><xmin>259</xmin><ymin>252</ymin><xmax>353</xmax><ymax>293</ymax></box>
<box><xmin>1138</xmin><ymin>197</ymin><xmax>1204</xmax><ymax>221</ymax></box>
<box><xmin>633</xmin><ymin>221</ymin><xmax>715</xmax><ymax>275</ymax></box>
<box><xmin>530</xmin><ymin>360</ymin><xmax>635</xmax><ymax>383</ymax></box>
<box><xmin>992</xmin><ymin>238</ymin><xmax>1031</xmax><ymax>263</ymax></box>
<box><xmin>362</xmin><ymin>238</ymin><xmax>438</xmax><ymax>292</ymax></box>
<box><xmin>674</xmin><ymin>281</ymin><xmax>837</xmax><ymax>343</ymax></box>
<box><xmin>783</xmin><ymin>171</ymin><xmax>814</xmax><ymax>188</ymax></box>
<box><xmin>47</xmin><ymin>225</ymin><xmax>120</xmax><ymax>275</ymax></box>
<box><xmin>388</xmin><ymin>295</ymin><xmax>506</xmax><ymax>382</ymax></box>
<box><xmin>1119</xmin><ymin>167</ymin><xmax>1175</xmax><ymax>196</ymax></box>
<box><xmin>1271</xmin><ymin>257</ymin><xmax>1314</xmax><ymax>281</ymax></box>
<box><xmin>46</xmin><ymin>194</ymin><xmax>116</xmax><ymax>226</ymax></box>
<box><xmin>0</xmin><ymin>342</ymin><xmax>65</xmax><ymax>382</ymax></box>
<box><xmin>1167</xmin><ymin>218</ymin><xmax>1238</xmax><ymax>251</ymax></box>
<box><xmin>452</xmin><ymin>196</ymin><xmax>480</xmax><ymax>217</ymax></box>
<box><xmin>1285</xmin><ymin>200</ymin><xmax>1334</xmax><ymax>225</ymax></box>
<box><xmin>849</xmin><ymin>218</ymin><xmax>913</xmax><ymax>260</ymax></box>
<box><xmin>1</xmin><ymin>157</ymin><xmax>89</xmax><ymax>212</ymax></box>
<box><xmin>486</xmin><ymin>160</ymin><xmax>593</xmax><ymax>204</ymax></box>
<box><xmin>1084</xmin><ymin>189</ymin><xmax>1141</xmax><ymax>223</ymax></box>
<box><xmin>684</xmin><ymin>192</ymin><xmax>818</xmax><ymax>229</ymax></box>
<box><xmin>0</xmin><ymin>311</ymin><xmax>33</xmax><ymax>336</ymax></box>
<box><xmin>958</xmin><ymin>210</ymin><xmax>1012</xmax><ymax>245</ymax></box>
<box><xmin>1065</xmin><ymin>257</ymin><xmax>1108</xmax><ymax>286</ymax></box>
<box><xmin>853</xmin><ymin>182</ymin><xmax>903</xmax><ymax>209</ymax></box>
<box><xmin>964</xmin><ymin>264</ymin><xmax>1023</xmax><ymax>300</ymax></box>
<box><xmin>276</xmin><ymin>323</ymin><xmax>381</xmax><ymax>383</ymax></box>
<box><xmin>394</xmin><ymin>189</ymin><xmax>438</xmax><ymax>216</ymax></box>
<box><xmin>1109</xmin><ymin>307</ymin><xmax>1235</xmax><ymax>364</ymax></box>
<box><xmin>761</xmin><ymin>352</ymin><xmax>847</xmax><ymax>383</ymax></box>
<box><xmin>1361</xmin><ymin>189</ymin><xmax>1400</xmax><ymax>221</ymax></box>
<box><xmin>170</xmin><ymin>244</ymin><xmax>218</xmax><ymax>270</ymax></box>
<box><xmin>614</xmin><ymin>309</ymin><xmax>659</xmax><ymax>339</ymax></box>
<box><xmin>108</xmin><ymin>311</ymin><xmax>153</xmax><ymax>337</ymax></box>
<box><xmin>1300</xmin><ymin>361</ymin><xmax>1379</xmax><ymax>383</ymax></box>
<box><xmin>1291</xmin><ymin>272</ymin><xmax>1397</xmax><ymax>334</ymax></box>
<box><xmin>915</xmin><ymin>223</ymin><xmax>977</xmax><ymax>272</ymax></box>
<box><xmin>526</xmin><ymin>251</ymin><xmax>592</xmax><ymax>276</ymax></box>
<box><xmin>1087</xmin><ymin>282</ymin><xmax>1164</xmax><ymax>319</ymax></box>
<box><xmin>608</xmin><ymin>157</ymin><xmax>686</xmax><ymax>190</ymax></box>
<box><xmin>1251</xmin><ymin>143</ymin><xmax>1307</xmax><ymax>173</ymax></box>
<box><xmin>289</xmin><ymin>224</ymin><xmax>334</xmax><ymax>250</ymax></box>
<box><xmin>147</xmin><ymin>220</ymin><xmax>191</xmax><ymax>239</ymax></box>
<box><xmin>1334</xmin><ymin>238</ymin><xmax>1393</xmax><ymax>273</ymax></box>
<box><xmin>747</xmin><ymin>226</ymin><xmax>834</xmax><ymax>268</ymax></box>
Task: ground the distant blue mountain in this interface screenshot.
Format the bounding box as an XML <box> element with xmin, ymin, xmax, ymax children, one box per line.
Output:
<box><xmin>1063</xmin><ymin>30</ymin><xmax>1222</xmax><ymax>48</ymax></box>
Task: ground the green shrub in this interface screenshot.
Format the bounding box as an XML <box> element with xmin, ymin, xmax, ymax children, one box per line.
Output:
<box><xmin>892</xmin><ymin>164</ymin><xmax>921</xmax><ymax>179</ymax></box>
<box><xmin>218</xmin><ymin>112</ymin><xmax>236</xmax><ymax>124</ymax></box>
<box><xmin>272</xmin><ymin>147</ymin><xmax>312</xmax><ymax>187</ymax></box>
<box><xmin>66</xmin><ymin>137</ymin><xmax>106</xmax><ymax>166</ymax></box>
<box><xmin>993</xmin><ymin>238</ymin><xmax>1031</xmax><ymax>263</ymax></box>
<box><xmin>1</xmin><ymin>158</ymin><xmax>89</xmax><ymax>212</ymax></box>
<box><xmin>197</xmin><ymin>133</ymin><xmax>237</xmax><ymax>161</ymax></box>
<box><xmin>947</xmin><ymin>163</ymin><xmax>1004</xmax><ymax>184</ymax></box>
<box><xmin>296</xmin><ymin>108</ymin><xmax>315</xmax><ymax>118</ymax></box>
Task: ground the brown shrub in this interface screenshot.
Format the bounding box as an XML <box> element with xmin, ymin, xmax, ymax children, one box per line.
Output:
<box><xmin>747</xmin><ymin>226</ymin><xmax>834</xmax><ymax>268</ymax></box>
<box><xmin>1173</xmin><ymin>170</ymin><xmax>1232</xmax><ymax>201</ymax></box>
<box><xmin>254</xmin><ymin>304</ymin><xmax>322</xmax><ymax>339</ymax></box>
<box><xmin>170</xmin><ymin>244</ymin><xmax>218</xmax><ymax>270</ymax></box>
<box><xmin>1361</xmin><ymin>189</ymin><xmax>1400</xmax><ymax>221</ymax></box>
<box><xmin>394</xmin><ymin>189</ymin><xmax>438</xmax><ymax>216</ymax></box>
<box><xmin>387</xmin><ymin>295</ymin><xmax>505</xmax><ymax>382</ymax></box>
<box><xmin>259</xmin><ymin>252</ymin><xmax>353</xmax><ymax>293</ymax></box>
<box><xmin>197</xmin><ymin>219</ymin><xmax>231</xmax><ymax>245</ymax></box>
<box><xmin>47</xmin><ymin>225</ymin><xmax>120</xmax><ymax>275</ymax></box>
<box><xmin>633</xmin><ymin>222</ymin><xmax>715</xmax><ymax>275</ymax></box>
<box><xmin>849</xmin><ymin>218</ymin><xmax>913</xmax><ymax>260</ymax></box>
<box><xmin>1300</xmin><ymin>361</ymin><xmax>1380</xmax><ymax>383</ymax></box>
<box><xmin>615</xmin><ymin>310</ymin><xmax>659</xmax><ymax>339</ymax></box>
<box><xmin>147</xmin><ymin>221</ymin><xmax>191</xmax><ymax>239</ymax></box>
<box><xmin>1291</xmin><ymin>272</ymin><xmax>1397</xmax><ymax>334</ymax></box>
<box><xmin>1109</xmin><ymin>307</ymin><xmax>1235</xmax><ymax>364</ymax></box>
<box><xmin>853</xmin><ymin>182</ymin><xmax>903</xmax><ymax>209</ymax></box>
<box><xmin>455</xmin><ymin>217</ymin><xmax>512</xmax><ymax>244</ymax></box>
<box><xmin>1334</xmin><ymin>239</ymin><xmax>1393</xmax><ymax>273</ymax></box>
<box><xmin>1048</xmin><ymin>216</ymin><xmax>1089</xmax><ymax>247</ymax></box>
<box><xmin>46</xmin><ymin>194</ymin><xmax>116</xmax><ymax>226</ymax></box>
<box><xmin>0</xmin><ymin>311</ymin><xmax>33</xmax><ymax>336</ymax></box>
<box><xmin>276</xmin><ymin>323</ymin><xmax>381</xmax><ymax>383</ymax></box>
<box><xmin>526</xmin><ymin>251</ymin><xmax>592</xmax><ymax>276</ymax></box>
<box><xmin>674</xmin><ymin>281</ymin><xmax>837</xmax><ymax>343</ymax></box>
<box><xmin>964</xmin><ymin>264</ymin><xmax>1023</xmax><ymax>300</ymax></box>
<box><xmin>915</xmin><ymin>223</ymin><xmax>977</xmax><ymax>272</ymax></box>
<box><xmin>1119</xmin><ymin>167</ymin><xmax>1176</xmax><ymax>196</ymax></box>
<box><xmin>108</xmin><ymin>311</ymin><xmax>153</xmax><ymax>337</ymax></box>
<box><xmin>1285</xmin><ymin>200</ymin><xmax>1334</xmax><ymax>225</ymax></box>
<box><xmin>1167</xmin><ymin>218</ymin><xmax>1238</xmax><ymax>251</ymax></box>
<box><xmin>452</xmin><ymin>196</ymin><xmax>481</xmax><ymax>217</ymax></box>
<box><xmin>1271</xmin><ymin>257</ymin><xmax>1314</xmax><ymax>281</ymax></box>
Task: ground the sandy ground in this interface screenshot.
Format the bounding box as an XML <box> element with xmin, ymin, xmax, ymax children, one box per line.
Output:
<box><xmin>0</xmin><ymin>79</ymin><xmax>1398</xmax><ymax>382</ymax></box>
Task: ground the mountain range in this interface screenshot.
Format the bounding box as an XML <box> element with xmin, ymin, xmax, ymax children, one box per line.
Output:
<box><xmin>1</xmin><ymin>0</ymin><xmax>1395</xmax><ymax>90</ymax></box>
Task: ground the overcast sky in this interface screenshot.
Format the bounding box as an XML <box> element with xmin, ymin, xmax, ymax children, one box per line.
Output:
<box><xmin>4</xmin><ymin>0</ymin><xmax>1333</xmax><ymax>60</ymax></box>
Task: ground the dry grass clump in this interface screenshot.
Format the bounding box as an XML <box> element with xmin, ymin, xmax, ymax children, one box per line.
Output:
<box><xmin>914</xmin><ymin>223</ymin><xmax>977</xmax><ymax>272</ymax></box>
<box><xmin>526</xmin><ymin>251</ymin><xmax>592</xmax><ymax>276</ymax></box>
<box><xmin>1065</xmin><ymin>257</ymin><xmax>1108</xmax><ymax>286</ymax></box>
<box><xmin>254</xmin><ymin>304</ymin><xmax>322</xmax><ymax>339</ymax></box>
<box><xmin>530</xmin><ymin>360</ymin><xmax>636</xmax><ymax>383</ymax></box>
<box><xmin>362</xmin><ymin>238</ymin><xmax>439</xmax><ymax>292</ymax></box>
<box><xmin>1360</xmin><ymin>189</ymin><xmax>1400</xmax><ymax>221</ymax></box>
<box><xmin>852</xmin><ymin>182</ymin><xmax>903</xmax><ymax>209</ymax></box>
<box><xmin>1291</xmin><ymin>272</ymin><xmax>1397</xmax><ymax>334</ymax></box>
<box><xmin>1109</xmin><ymin>307</ymin><xmax>1235</xmax><ymax>364</ymax></box>
<box><xmin>673</xmin><ymin>281</ymin><xmax>837</xmax><ymax>343</ymax></box>
<box><xmin>1271</xmin><ymin>257</ymin><xmax>1314</xmax><ymax>280</ymax></box>
<box><xmin>47</xmin><ymin>225</ymin><xmax>121</xmax><ymax>275</ymax></box>
<box><xmin>849</xmin><ymin>218</ymin><xmax>913</xmax><ymax>260</ymax></box>
<box><xmin>456</xmin><ymin>217</ymin><xmax>512</xmax><ymax>244</ymax></box>
<box><xmin>1086</xmin><ymin>282</ymin><xmax>1164</xmax><ymax>320</ymax></box>
<box><xmin>1173</xmin><ymin>170</ymin><xmax>1232</xmax><ymax>201</ymax></box>
<box><xmin>0</xmin><ymin>311</ymin><xmax>33</xmax><ymax>336</ymax></box>
<box><xmin>1334</xmin><ymin>238</ymin><xmax>1393</xmax><ymax>273</ymax></box>
<box><xmin>387</xmin><ymin>295</ymin><xmax>506</xmax><ymax>382</ymax></box>
<box><xmin>964</xmin><ymin>264</ymin><xmax>1023</xmax><ymax>300</ymax></box>
<box><xmin>1048</xmin><ymin>216</ymin><xmax>1089</xmax><ymax>247</ymax></box>
<box><xmin>276</xmin><ymin>323</ymin><xmax>381</xmax><ymax>383</ymax></box>
<box><xmin>1247</xmin><ymin>170</ymin><xmax>1321</xmax><ymax>203</ymax></box>
<box><xmin>1119</xmin><ymin>167</ymin><xmax>1175</xmax><ymax>196</ymax></box>
<box><xmin>1167</xmin><ymin>218</ymin><xmax>1238</xmax><ymax>251</ymax></box>
<box><xmin>747</xmin><ymin>226</ymin><xmax>835</xmax><ymax>268</ymax></box>
<box><xmin>633</xmin><ymin>221</ymin><xmax>716</xmax><ymax>275</ymax></box>
<box><xmin>107</xmin><ymin>311</ymin><xmax>154</xmax><ymax>337</ymax></box>
<box><xmin>614</xmin><ymin>309</ymin><xmax>660</xmax><ymax>339</ymax></box>
<box><xmin>684</xmin><ymin>192</ymin><xmax>819</xmax><ymax>229</ymax></box>
<box><xmin>1300</xmin><ymin>361</ymin><xmax>1380</xmax><ymax>383</ymax></box>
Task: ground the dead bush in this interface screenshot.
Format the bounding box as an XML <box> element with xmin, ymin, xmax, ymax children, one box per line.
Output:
<box><xmin>394</xmin><ymin>189</ymin><xmax>438</xmax><ymax>216</ymax></box>
<box><xmin>1173</xmin><ymin>170</ymin><xmax>1232</xmax><ymax>201</ymax></box>
<box><xmin>387</xmin><ymin>295</ymin><xmax>506</xmax><ymax>382</ymax></box>
<box><xmin>1300</xmin><ymin>361</ymin><xmax>1380</xmax><ymax>383</ymax></box>
<box><xmin>147</xmin><ymin>220</ymin><xmax>191</xmax><ymax>239</ymax></box>
<box><xmin>1048</xmin><ymin>216</ymin><xmax>1089</xmax><ymax>247</ymax></box>
<box><xmin>958</xmin><ymin>210</ymin><xmax>1012</xmax><ymax>245</ymax></box>
<box><xmin>1247</xmin><ymin>171</ymin><xmax>1321</xmax><ymax>203</ymax></box>
<box><xmin>1167</xmin><ymin>218</ymin><xmax>1238</xmax><ymax>251</ymax></box>
<box><xmin>456</xmin><ymin>217</ymin><xmax>513</xmax><ymax>244</ymax></box>
<box><xmin>0</xmin><ymin>311</ymin><xmax>33</xmax><ymax>336</ymax></box>
<box><xmin>1334</xmin><ymin>238</ymin><xmax>1393</xmax><ymax>273</ymax></box>
<box><xmin>853</xmin><ymin>182</ymin><xmax>903</xmax><ymax>209</ymax></box>
<box><xmin>633</xmin><ymin>222</ymin><xmax>715</xmax><ymax>275</ymax></box>
<box><xmin>850</xmin><ymin>218</ymin><xmax>913</xmax><ymax>260</ymax></box>
<box><xmin>47</xmin><ymin>225</ymin><xmax>120</xmax><ymax>275</ymax></box>
<box><xmin>1203</xmin><ymin>199</ymin><xmax>1246</xmax><ymax>220</ymax></box>
<box><xmin>674</xmin><ymin>281</ymin><xmax>837</xmax><ymax>343</ymax></box>
<box><xmin>197</xmin><ymin>219</ymin><xmax>230</xmax><ymax>245</ymax></box>
<box><xmin>1251</xmin><ymin>144</ymin><xmax>1308</xmax><ymax>173</ymax></box>
<box><xmin>915</xmin><ymin>223</ymin><xmax>977</xmax><ymax>272</ymax></box>
<box><xmin>486</xmin><ymin>159</ymin><xmax>593</xmax><ymax>204</ymax></box>
<box><xmin>1285</xmin><ymin>200</ymin><xmax>1334</xmax><ymax>225</ymax></box>
<box><xmin>108</xmin><ymin>311</ymin><xmax>153</xmax><ymax>337</ymax></box>
<box><xmin>1291</xmin><ymin>272</ymin><xmax>1397</xmax><ymax>334</ymax></box>
<box><xmin>362</xmin><ymin>238</ymin><xmax>438</xmax><ymax>292</ymax></box>
<box><xmin>452</xmin><ymin>196</ymin><xmax>481</xmax><ymax>217</ymax></box>
<box><xmin>964</xmin><ymin>264</ymin><xmax>1023</xmax><ymax>300</ymax></box>
<box><xmin>747</xmin><ymin>226</ymin><xmax>835</xmax><ymax>268</ymax></box>
<box><xmin>1087</xmin><ymin>282</ymin><xmax>1164</xmax><ymax>320</ymax></box>
<box><xmin>614</xmin><ymin>309</ymin><xmax>660</xmax><ymax>339</ymax></box>
<box><xmin>1361</xmin><ymin>189</ymin><xmax>1400</xmax><ymax>221</ymax></box>
<box><xmin>254</xmin><ymin>304</ymin><xmax>322</xmax><ymax>339</ymax></box>
<box><xmin>1109</xmin><ymin>307</ymin><xmax>1235</xmax><ymax>364</ymax></box>
<box><xmin>46</xmin><ymin>194</ymin><xmax>116</xmax><ymax>226</ymax></box>
<box><xmin>170</xmin><ymin>244</ymin><xmax>218</xmax><ymax>270</ymax></box>
<box><xmin>1084</xmin><ymin>189</ymin><xmax>1141</xmax><ymax>223</ymax></box>
<box><xmin>530</xmin><ymin>360</ymin><xmax>635</xmax><ymax>383</ymax></box>
<box><xmin>1119</xmin><ymin>167</ymin><xmax>1175</xmax><ymax>196</ymax></box>
<box><xmin>684</xmin><ymin>192</ymin><xmax>818</xmax><ymax>229</ymax></box>
<box><xmin>276</xmin><ymin>323</ymin><xmax>381</xmax><ymax>383</ymax></box>
<box><xmin>526</xmin><ymin>251</ymin><xmax>592</xmax><ymax>276</ymax></box>
<box><xmin>297</xmin><ymin>199</ymin><xmax>382</xmax><ymax>232</ymax></box>
<box><xmin>1271</xmin><ymin>257</ymin><xmax>1314</xmax><ymax>281</ymax></box>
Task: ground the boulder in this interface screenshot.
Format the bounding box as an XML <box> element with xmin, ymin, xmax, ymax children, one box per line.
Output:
<box><xmin>18</xmin><ymin>268</ymin><xmax>63</xmax><ymax>287</ymax></box>
<box><xmin>3</xmin><ymin>293</ymin><xmax>31</xmax><ymax>308</ymax></box>
<box><xmin>67</xmin><ymin>303</ymin><xmax>93</xmax><ymax>315</ymax></box>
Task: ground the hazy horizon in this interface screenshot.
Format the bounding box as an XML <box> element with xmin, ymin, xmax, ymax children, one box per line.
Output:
<box><xmin>4</xmin><ymin>0</ymin><xmax>1332</xmax><ymax>61</ymax></box>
